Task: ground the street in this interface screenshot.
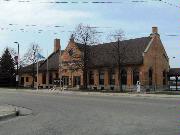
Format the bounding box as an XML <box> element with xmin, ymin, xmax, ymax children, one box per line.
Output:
<box><xmin>0</xmin><ymin>89</ymin><xmax>179</xmax><ymax>135</ymax></box>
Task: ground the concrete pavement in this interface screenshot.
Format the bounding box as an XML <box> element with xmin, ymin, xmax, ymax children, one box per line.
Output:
<box><xmin>0</xmin><ymin>89</ymin><xmax>179</xmax><ymax>135</ymax></box>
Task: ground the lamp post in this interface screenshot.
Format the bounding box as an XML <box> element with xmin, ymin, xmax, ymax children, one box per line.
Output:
<box><xmin>172</xmin><ymin>57</ymin><xmax>178</xmax><ymax>91</ymax></box>
<box><xmin>14</xmin><ymin>42</ymin><xmax>19</xmax><ymax>89</ymax></box>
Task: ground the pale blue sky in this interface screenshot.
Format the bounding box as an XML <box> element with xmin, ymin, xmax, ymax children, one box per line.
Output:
<box><xmin>0</xmin><ymin>0</ymin><xmax>179</xmax><ymax>67</ymax></box>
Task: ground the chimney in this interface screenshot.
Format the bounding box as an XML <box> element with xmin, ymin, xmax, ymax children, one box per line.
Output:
<box><xmin>150</xmin><ymin>26</ymin><xmax>160</xmax><ymax>38</ymax></box>
<box><xmin>152</xmin><ymin>27</ymin><xmax>158</xmax><ymax>34</ymax></box>
<box><xmin>54</xmin><ymin>38</ymin><xmax>60</xmax><ymax>52</ymax></box>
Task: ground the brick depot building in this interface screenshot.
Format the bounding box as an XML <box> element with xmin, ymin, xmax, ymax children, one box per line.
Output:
<box><xmin>20</xmin><ymin>27</ymin><xmax>169</xmax><ymax>91</ymax></box>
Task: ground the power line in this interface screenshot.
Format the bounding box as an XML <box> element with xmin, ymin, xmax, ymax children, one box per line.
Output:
<box><xmin>1</xmin><ymin>25</ymin><xmax>179</xmax><ymax>37</ymax></box>
<box><xmin>1</xmin><ymin>0</ymin><xmax>179</xmax><ymax>9</ymax></box>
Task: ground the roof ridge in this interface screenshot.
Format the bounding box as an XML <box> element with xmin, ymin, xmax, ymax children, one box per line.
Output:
<box><xmin>75</xmin><ymin>36</ymin><xmax>151</xmax><ymax>48</ymax></box>
<box><xmin>97</xmin><ymin>36</ymin><xmax>151</xmax><ymax>46</ymax></box>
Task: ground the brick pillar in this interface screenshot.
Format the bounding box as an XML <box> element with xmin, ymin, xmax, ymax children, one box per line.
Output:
<box><xmin>81</xmin><ymin>74</ymin><xmax>83</xmax><ymax>86</ymax></box>
<box><xmin>127</xmin><ymin>68</ymin><xmax>132</xmax><ymax>87</ymax></box>
<box><xmin>139</xmin><ymin>71</ymin><xmax>143</xmax><ymax>85</ymax></box>
<box><xmin>114</xmin><ymin>68</ymin><xmax>118</xmax><ymax>86</ymax></box>
<box><xmin>94</xmin><ymin>70</ymin><xmax>99</xmax><ymax>86</ymax></box>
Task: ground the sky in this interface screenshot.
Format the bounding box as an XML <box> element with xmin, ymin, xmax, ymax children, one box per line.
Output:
<box><xmin>0</xmin><ymin>0</ymin><xmax>179</xmax><ymax>67</ymax></box>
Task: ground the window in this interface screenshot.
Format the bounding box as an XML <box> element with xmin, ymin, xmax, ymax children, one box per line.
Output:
<box><xmin>73</xmin><ymin>76</ymin><xmax>81</xmax><ymax>86</ymax></box>
<box><xmin>49</xmin><ymin>73</ymin><xmax>53</xmax><ymax>84</ymax></box>
<box><xmin>62</xmin><ymin>76</ymin><xmax>69</xmax><ymax>86</ymax></box>
<box><xmin>149</xmin><ymin>68</ymin><xmax>153</xmax><ymax>85</ymax></box>
<box><xmin>121</xmin><ymin>69</ymin><xmax>127</xmax><ymax>85</ymax></box>
<box><xmin>21</xmin><ymin>77</ymin><xmax>24</xmax><ymax>85</ymax></box>
<box><xmin>109</xmin><ymin>69</ymin><xmax>115</xmax><ymax>85</ymax></box>
<box><xmin>42</xmin><ymin>73</ymin><xmax>46</xmax><ymax>84</ymax></box>
<box><xmin>55</xmin><ymin>73</ymin><xmax>59</xmax><ymax>79</ymax></box>
<box><xmin>35</xmin><ymin>76</ymin><xmax>37</xmax><ymax>82</ymax></box>
<box><xmin>89</xmin><ymin>71</ymin><xmax>94</xmax><ymax>85</ymax></box>
<box><xmin>68</xmin><ymin>49</ymin><xmax>73</xmax><ymax>56</ymax></box>
<box><xmin>163</xmin><ymin>70</ymin><xmax>166</xmax><ymax>85</ymax></box>
<box><xmin>99</xmin><ymin>70</ymin><xmax>104</xmax><ymax>85</ymax></box>
<box><xmin>133</xmin><ymin>69</ymin><xmax>139</xmax><ymax>85</ymax></box>
<box><xmin>26</xmin><ymin>77</ymin><xmax>29</xmax><ymax>82</ymax></box>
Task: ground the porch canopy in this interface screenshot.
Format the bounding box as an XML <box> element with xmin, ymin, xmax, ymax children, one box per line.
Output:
<box><xmin>168</xmin><ymin>68</ymin><xmax>180</xmax><ymax>91</ymax></box>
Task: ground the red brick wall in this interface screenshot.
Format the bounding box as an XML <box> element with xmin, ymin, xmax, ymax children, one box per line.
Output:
<box><xmin>141</xmin><ymin>35</ymin><xmax>169</xmax><ymax>87</ymax></box>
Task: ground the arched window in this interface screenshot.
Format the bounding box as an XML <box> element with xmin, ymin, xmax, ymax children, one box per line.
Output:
<box><xmin>163</xmin><ymin>70</ymin><xmax>166</xmax><ymax>85</ymax></box>
<box><xmin>149</xmin><ymin>68</ymin><xmax>153</xmax><ymax>85</ymax></box>
<box><xmin>121</xmin><ymin>69</ymin><xmax>127</xmax><ymax>85</ymax></box>
<box><xmin>89</xmin><ymin>71</ymin><xmax>94</xmax><ymax>85</ymax></box>
<box><xmin>133</xmin><ymin>69</ymin><xmax>139</xmax><ymax>85</ymax></box>
<box><xmin>99</xmin><ymin>70</ymin><xmax>104</xmax><ymax>85</ymax></box>
<box><xmin>109</xmin><ymin>69</ymin><xmax>115</xmax><ymax>85</ymax></box>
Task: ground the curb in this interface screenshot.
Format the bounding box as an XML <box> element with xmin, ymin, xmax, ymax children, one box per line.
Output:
<box><xmin>2</xmin><ymin>88</ymin><xmax>180</xmax><ymax>99</ymax></box>
<box><xmin>0</xmin><ymin>107</ymin><xmax>19</xmax><ymax>121</ymax></box>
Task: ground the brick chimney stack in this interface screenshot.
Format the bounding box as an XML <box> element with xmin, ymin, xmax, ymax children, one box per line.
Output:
<box><xmin>54</xmin><ymin>38</ymin><xmax>60</xmax><ymax>52</ymax></box>
<box><xmin>150</xmin><ymin>26</ymin><xmax>160</xmax><ymax>38</ymax></box>
<box><xmin>152</xmin><ymin>27</ymin><xmax>158</xmax><ymax>34</ymax></box>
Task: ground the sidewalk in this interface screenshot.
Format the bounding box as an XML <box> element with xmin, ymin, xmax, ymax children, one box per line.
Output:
<box><xmin>0</xmin><ymin>105</ymin><xmax>18</xmax><ymax>121</ymax></box>
<box><xmin>21</xmin><ymin>89</ymin><xmax>180</xmax><ymax>99</ymax></box>
<box><xmin>2</xmin><ymin>88</ymin><xmax>180</xmax><ymax>99</ymax></box>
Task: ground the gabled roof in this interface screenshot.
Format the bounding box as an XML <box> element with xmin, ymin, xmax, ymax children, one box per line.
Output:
<box><xmin>39</xmin><ymin>50</ymin><xmax>64</xmax><ymax>71</ymax></box>
<box><xmin>76</xmin><ymin>37</ymin><xmax>152</xmax><ymax>68</ymax></box>
<box><xmin>20</xmin><ymin>50</ymin><xmax>64</xmax><ymax>73</ymax></box>
<box><xmin>20</xmin><ymin>60</ymin><xmax>44</xmax><ymax>73</ymax></box>
<box><xmin>21</xmin><ymin>36</ymin><xmax>152</xmax><ymax>74</ymax></box>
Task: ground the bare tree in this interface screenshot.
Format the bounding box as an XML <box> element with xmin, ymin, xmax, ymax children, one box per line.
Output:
<box><xmin>72</xmin><ymin>23</ymin><xmax>99</xmax><ymax>89</ymax></box>
<box><xmin>22</xmin><ymin>43</ymin><xmax>41</xmax><ymax>88</ymax></box>
<box><xmin>108</xmin><ymin>29</ymin><xmax>126</xmax><ymax>92</ymax></box>
<box><xmin>8</xmin><ymin>47</ymin><xmax>24</xmax><ymax>67</ymax></box>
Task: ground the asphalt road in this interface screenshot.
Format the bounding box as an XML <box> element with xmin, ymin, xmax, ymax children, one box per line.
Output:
<box><xmin>0</xmin><ymin>89</ymin><xmax>179</xmax><ymax>135</ymax></box>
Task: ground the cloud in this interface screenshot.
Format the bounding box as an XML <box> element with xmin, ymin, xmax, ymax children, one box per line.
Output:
<box><xmin>0</xmin><ymin>2</ymin><xmax>93</xmax><ymax>26</ymax></box>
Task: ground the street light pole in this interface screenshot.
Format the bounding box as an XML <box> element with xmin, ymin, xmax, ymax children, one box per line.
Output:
<box><xmin>59</xmin><ymin>48</ymin><xmax>62</xmax><ymax>91</ymax></box>
<box><xmin>14</xmin><ymin>42</ymin><xmax>19</xmax><ymax>89</ymax></box>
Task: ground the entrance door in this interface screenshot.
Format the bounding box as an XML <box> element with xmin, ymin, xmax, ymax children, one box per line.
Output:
<box><xmin>21</xmin><ymin>77</ymin><xmax>24</xmax><ymax>85</ymax></box>
<box><xmin>73</xmin><ymin>76</ymin><xmax>81</xmax><ymax>87</ymax></box>
<box><xmin>62</xmin><ymin>76</ymin><xmax>69</xmax><ymax>86</ymax></box>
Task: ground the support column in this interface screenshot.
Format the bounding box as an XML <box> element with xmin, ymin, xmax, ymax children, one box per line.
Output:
<box><xmin>115</xmin><ymin>68</ymin><xmax>119</xmax><ymax>86</ymax></box>
<box><xmin>104</xmin><ymin>69</ymin><xmax>109</xmax><ymax>88</ymax></box>
<box><xmin>94</xmin><ymin>69</ymin><xmax>99</xmax><ymax>87</ymax></box>
<box><xmin>127</xmin><ymin>67</ymin><xmax>132</xmax><ymax>87</ymax></box>
<box><xmin>176</xmin><ymin>76</ymin><xmax>178</xmax><ymax>91</ymax></box>
<box><xmin>46</xmin><ymin>72</ymin><xmax>49</xmax><ymax>88</ymax></box>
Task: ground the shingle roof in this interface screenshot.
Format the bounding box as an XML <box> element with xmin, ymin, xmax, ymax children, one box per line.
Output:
<box><xmin>76</xmin><ymin>43</ymin><xmax>84</xmax><ymax>51</ymax></box>
<box><xmin>21</xmin><ymin>36</ymin><xmax>152</xmax><ymax>73</ymax></box>
<box><xmin>20</xmin><ymin>50</ymin><xmax>64</xmax><ymax>73</ymax></box>
<box><xmin>20</xmin><ymin>60</ymin><xmax>44</xmax><ymax>73</ymax></box>
<box><xmin>79</xmin><ymin>37</ymin><xmax>152</xmax><ymax>68</ymax></box>
<box><xmin>168</xmin><ymin>68</ymin><xmax>180</xmax><ymax>76</ymax></box>
<box><xmin>39</xmin><ymin>50</ymin><xmax>64</xmax><ymax>71</ymax></box>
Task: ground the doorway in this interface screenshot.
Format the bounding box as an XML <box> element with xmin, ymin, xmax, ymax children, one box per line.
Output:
<box><xmin>73</xmin><ymin>76</ymin><xmax>81</xmax><ymax>87</ymax></box>
<box><xmin>62</xmin><ymin>76</ymin><xmax>69</xmax><ymax>86</ymax></box>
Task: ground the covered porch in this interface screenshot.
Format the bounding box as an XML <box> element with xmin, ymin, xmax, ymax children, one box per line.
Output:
<box><xmin>168</xmin><ymin>68</ymin><xmax>180</xmax><ymax>91</ymax></box>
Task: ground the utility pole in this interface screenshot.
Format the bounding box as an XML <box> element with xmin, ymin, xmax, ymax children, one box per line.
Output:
<box><xmin>32</xmin><ymin>45</ymin><xmax>35</xmax><ymax>89</ymax></box>
<box><xmin>59</xmin><ymin>46</ymin><xmax>62</xmax><ymax>90</ymax></box>
<box><xmin>14</xmin><ymin>42</ymin><xmax>19</xmax><ymax>89</ymax></box>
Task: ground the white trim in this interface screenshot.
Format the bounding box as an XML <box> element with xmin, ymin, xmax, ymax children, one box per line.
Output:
<box><xmin>144</xmin><ymin>37</ymin><xmax>154</xmax><ymax>53</ymax></box>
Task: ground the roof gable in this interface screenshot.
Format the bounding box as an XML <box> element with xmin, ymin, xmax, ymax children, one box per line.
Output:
<box><xmin>39</xmin><ymin>50</ymin><xmax>64</xmax><ymax>71</ymax></box>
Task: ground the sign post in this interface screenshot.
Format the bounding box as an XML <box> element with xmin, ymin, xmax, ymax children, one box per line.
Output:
<box><xmin>136</xmin><ymin>81</ymin><xmax>141</xmax><ymax>93</ymax></box>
